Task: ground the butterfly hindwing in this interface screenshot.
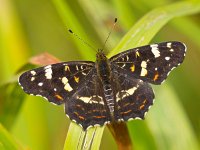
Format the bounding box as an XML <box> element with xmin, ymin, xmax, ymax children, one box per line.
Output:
<box><xmin>110</xmin><ymin>41</ymin><xmax>186</xmax><ymax>84</ymax></box>
<box><xmin>19</xmin><ymin>61</ymin><xmax>94</xmax><ymax>105</ymax></box>
<box><xmin>112</xmin><ymin>68</ymin><xmax>154</xmax><ymax>121</ymax></box>
<box><xmin>65</xmin><ymin>70</ymin><xmax>111</xmax><ymax>130</ymax></box>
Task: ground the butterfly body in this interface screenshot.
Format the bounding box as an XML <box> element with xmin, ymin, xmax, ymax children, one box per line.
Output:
<box><xmin>96</xmin><ymin>50</ymin><xmax>115</xmax><ymax>118</ymax></box>
<box><xmin>19</xmin><ymin>41</ymin><xmax>186</xmax><ymax>130</ymax></box>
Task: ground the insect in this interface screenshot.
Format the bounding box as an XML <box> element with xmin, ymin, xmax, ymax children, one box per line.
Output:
<box><xmin>18</xmin><ymin>39</ymin><xmax>186</xmax><ymax>130</ymax></box>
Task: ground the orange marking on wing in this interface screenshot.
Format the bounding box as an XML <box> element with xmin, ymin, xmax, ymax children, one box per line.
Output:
<box><xmin>123</xmin><ymin>102</ymin><xmax>130</xmax><ymax>107</ymax></box>
<box><xmin>143</xmin><ymin>99</ymin><xmax>147</xmax><ymax>104</ymax></box>
<box><xmin>74</xmin><ymin>112</ymin><xmax>85</xmax><ymax>120</ymax></box>
<box><xmin>54</xmin><ymin>94</ymin><xmax>64</xmax><ymax>100</ymax></box>
<box><xmin>130</xmin><ymin>64</ymin><xmax>135</xmax><ymax>72</ymax></box>
<box><xmin>120</xmin><ymin>109</ymin><xmax>132</xmax><ymax>115</ymax></box>
<box><xmin>78</xmin><ymin>116</ymin><xmax>85</xmax><ymax>120</ymax></box>
<box><xmin>139</xmin><ymin>104</ymin><xmax>145</xmax><ymax>110</ymax></box>
<box><xmin>76</xmin><ymin>104</ymin><xmax>85</xmax><ymax>111</ymax></box>
<box><xmin>93</xmin><ymin>116</ymin><xmax>106</xmax><ymax>119</ymax></box>
<box><xmin>74</xmin><ymin>76</ymin><xmax>79</xmax><ymax>83</ymax></box>
<box><xmin>153</xmin><ymin>72</ymin><xmax>159</xmax><ymax>81</ymax></box>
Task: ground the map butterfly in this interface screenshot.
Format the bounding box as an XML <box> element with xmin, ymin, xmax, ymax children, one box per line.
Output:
<box><xmin>19</xmin><ymin>41</ymin><xmax>186</xmax><ymax>130</ymax></box>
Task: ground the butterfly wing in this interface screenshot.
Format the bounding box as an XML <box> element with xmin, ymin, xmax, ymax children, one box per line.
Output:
<box><xmin>19</xmin><ymin>61</ymin><xmax>94</xmax><ymax>105</ymax></box>
<box><xmin>110</xmin><ymin>41</ymin><xmax>186</xmax><ymax>84</ymax></box>
<box><xmin>65</xmin><ymin>70</ymin><xmax>111</xmax><ymax>130</ymax></box>
<box><xmin>112</xmin><ymin>68</ymin><xmax>154</xmax><ymax>121</ymax></box>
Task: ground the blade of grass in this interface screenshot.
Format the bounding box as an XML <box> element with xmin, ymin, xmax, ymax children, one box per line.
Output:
<box><xmin>107</xmin><ymin>1</ymin><xmax>200</xmax><ymax>149</ymax></box>
<box><xmin>108</xmin><ymin>1</ymin><xmax>200</xmax><ymax>57</ymax></box>
<box><xmin>64</xmin><ymin>122</ymin><xmax>104</xmax><ymax>150</ymax></box>
<box><xmin>0</xmin><ymin>124</ymin><xmax>24</xmax><ymax>150</ymax></box>
<box><xmin>0</xmin><ymin>83</ymin><xmax>25</xmax><ymax>129</ymax></box>
<box><xmin>59</xmin><ymin>1</ymin><xmax>200</xmax><ymax>149</ymax></box>
<box><xmin>147</xmin><ymin>84</ymin><xmax>199</xmax><ymax>150</ymax></box>
<box><xmin>0</xmin><ymin>0</ymin><xmax>29</xmax><ymax>81</ymax></box>
<box><xmin>110</xmin><ymin>0</ymin><xmax>137</xmax><ymax>29</ymax></box>
<box><xmin>52</xmin><ymin>0</ymin><xmax>98</xmax><ymax>60</ymax></box>
<box><xmin>170</xmin><ymin>17</ymin><xmax>200</xmax><ymax>49</ymax></box>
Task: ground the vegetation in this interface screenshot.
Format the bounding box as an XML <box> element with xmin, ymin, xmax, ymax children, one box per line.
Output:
<box><xmin>0</xmin><ymin>0</ymin><xmax>200</xmax><ymax>149</ymax></box>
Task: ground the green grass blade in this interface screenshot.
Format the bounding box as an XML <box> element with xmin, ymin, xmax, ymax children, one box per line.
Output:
<box><xmin>108</xmin><ymin>1</ymin><xmax>200</xmax><ymax>57</ymax></box>
<box><xmin>59</xmin><ymin>1</ymin><xmax>200</xmax><ymax>149</ymax></box>
<box><xmin>0</xmin><ymin>124</ymin><xmax>24</xmax><ymax>150</ymax></box>
<box><xmin>0</xmin><ymin>82</ymin><xmax>25</xmax><ymax>129</ymax></box>
<box><xmin>52</xmin><ymin>0</ymin><xmax>97</xmax><ymax>60</ymax></box>
<box><xmin>171</xmin><ymin>17</ymin><xmax>200</xmax><ymax>48</ymax></box>
<box><xmin>105</xmin><ymin>1</ymin><xmax>200</xmax><ymax>150</ymax></box>
<box><xmin>64</xmin><ymin>123</ymin><xmax>104</xmax><ymax>150</ymax></box>
<box><xmin>147</xmin><ymin>84</ymin><xmax>199</xmax><ymax>150</ymax></box>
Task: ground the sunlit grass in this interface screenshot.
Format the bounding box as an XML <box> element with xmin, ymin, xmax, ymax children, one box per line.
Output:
<box><xmin>0</xmin><ymin>0</ymin><xmax>200</xmax><ymax>150</ymax></box>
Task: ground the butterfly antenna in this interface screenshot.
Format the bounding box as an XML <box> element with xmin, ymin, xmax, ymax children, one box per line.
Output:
<box><xmin>102</xmin><ymin>18</ymin><xmax>117</xmax><ymax>51</ymax></box>
<box><xmin>68</xmin><ymin>29</ymin><xmax>97</xmax><ymax>52</ymax></box>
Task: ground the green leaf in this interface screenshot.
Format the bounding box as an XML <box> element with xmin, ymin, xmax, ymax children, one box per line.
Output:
<box><xmin>55</xmin><ymin>1</ymin><xmax>200</xmax><ymax>149</ymax></box>
<box><xmin>108</xmin><ymin>1</ymin><xmax>200</xmax><ymax>57</ymax></box>
<box><xmin>0</xmin><ymin>82</ymin><xmax>25</xmax><ymax>129</ymax></box>
<box><xmin>64</xmin><ymin>122</ymin><xmax>104</xmax><ymax>150</ymax></box>
<box><xmin>147</xmin><ymin>84</ymin><xmax>199</xmax><ymax>150</ymax></box>
<box><xmin>0</xmin><ymin>124</ymin><xmax>24</xmax><ymax>150</ymax></box>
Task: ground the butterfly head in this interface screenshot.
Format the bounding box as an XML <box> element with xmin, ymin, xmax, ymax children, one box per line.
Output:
<box><xmin>96</xmin><ymin>49</ymin><xmax>107</xmax><ymax>62</ymax></box>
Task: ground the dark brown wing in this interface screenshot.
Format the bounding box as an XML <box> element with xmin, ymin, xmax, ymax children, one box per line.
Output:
<box><xmin>110</xmin><ymin>41</ymin><xmax>186</xmax><ymax>84</ymax></box>
<box><xmin>19</xmin><ymin>61</ymin><xmax>94</xmax><ymax>105</ymax></box>
<box><xmin>65</xmin><ymin>70</ymin><xmax>111</xmax><ymax>130</ymax></box>
<box><xmin>111</xmin><ymin>68</ymin><xmax>154</xmax><ymax>121</ymax></box>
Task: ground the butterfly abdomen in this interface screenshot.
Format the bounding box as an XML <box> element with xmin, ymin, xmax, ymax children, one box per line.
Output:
<box><xmin>96</xmin><ymin>52</ymin><xmax>115</xmax><ymax>117</ymax></box>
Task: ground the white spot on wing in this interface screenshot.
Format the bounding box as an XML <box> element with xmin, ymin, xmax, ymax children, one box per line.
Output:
<box><xmin>82</xmin><ymin>72</ymin><xmax>87</xmax><ymax>75</ymax></box>
<box><xmin>78</xmin><ymin>96</ymin><xmax>104</xmax><ymax>104</ymax></box>
<box><xmin>76</xmin><ymin>65</ymin><xmax>79</xmax><ymax>70</ymax></box>
<box><xmin>135</xmin><ymin>117</ymin><xmax>142</xmax><ymax>120</ymax></box>
<box><xmin>45</xmin><ymin>65</ymin><xmax>52</xmax><ymax>79</ymax></box>
<box><xmin>165</xmin><ymin>57</ymin><xmax>170</xmax><ymax>60</ymax></box>
<box><xmin>167</xmin><ymin>42</ymin><xmax>172</xmax><ymax>48</ymax></box>
<box><xmin>116</xmin><ymin>84</ymin><xmax>140</xmax><ymax>102</ymax></box>
<box><xmin>182</xmin><ymin>42</ymin><xmax>187</xmax><ymax>52</ymax></box>
<box><xmin>141</xmin><ymin>61</ymin><xmax>147</xmax><ymax>68</ymax></box>
<box><xmin>140</xmin><ymin>68</ymin><xmax>147</xmax><ymax>76</ymax></box>
<box><xmin>126</xmin><ymin>55</ymin><xmax>129</xmax><ymax>61</ymax></box>
<box><xmin>62</xmin><ymin>77</ymin><xmax>73</xmax><ymax>92</ymax></box>
<box><xmin>30</xmin><ymin>71</ymin><xmax>36</xmax><ymax>75</ymax></box>
<box><xmin>122</xmin><ymin>64</ymin><xmax>126</xmax><ymax>68</ymax></box>
<box><xmin>38</xmin><ymin>82</ymin><xmax>43</xmax><ymax>86</ymax></box>
<box><xmin>64</xmin><ymin>83</ymin><xmax>73</xmax><ymax>92</ymax></box>
<box><xmin>62</xmin><ymin>77</ymin><xmax>68</xmax><ymax>84</ymax></box>
<box><xmin>150</xmin><ymin>44</ymin><xmax>160</xmax><ymax>58</ymax></box>
<box><xmin>31</xmin><ymin>77</ymin><xmax>35</xmax><ymax>81</ymax></box>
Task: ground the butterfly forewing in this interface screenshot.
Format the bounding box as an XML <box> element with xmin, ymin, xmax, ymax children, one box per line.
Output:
<box><xmin>19</xmin><ymin>61</ymin><xmax>94</xmax><ymax>105</ymax></box>
<box><xmin>65</xmin><ymin>70</ymin><xmax>111</xmax><ymax>130</ymax></box>
<box><xmin>110</xmin><ymin>41</ymin><xmax>186</xmax><ymax>84</ymax></box>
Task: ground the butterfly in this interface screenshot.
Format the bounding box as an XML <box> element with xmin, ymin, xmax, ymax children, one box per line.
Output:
<box><xmin>18</xmin><ymin>41</ymin><xmax>186</xmax><ymax>130</ymax></box>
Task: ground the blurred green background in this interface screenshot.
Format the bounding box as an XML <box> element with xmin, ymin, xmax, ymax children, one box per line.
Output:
<box><xmin>0</xmin><ymin>0</ymin><xmax>200</xmax><ymax>150</ymax></box>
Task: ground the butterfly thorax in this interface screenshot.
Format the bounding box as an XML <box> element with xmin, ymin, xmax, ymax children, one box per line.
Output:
<box><xmin>96</xmin><ymin>50</ymin><xmax>115</xmax><ymax>117</ymax></box>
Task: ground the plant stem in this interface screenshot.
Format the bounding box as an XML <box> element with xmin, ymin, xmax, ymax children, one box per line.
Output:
<box><xmin>107</xmin><ymin>122</ymin><xmax>133</xmax><ymax>150</ymax></box>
